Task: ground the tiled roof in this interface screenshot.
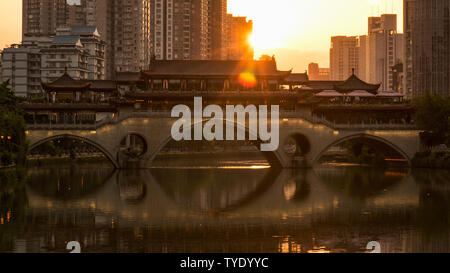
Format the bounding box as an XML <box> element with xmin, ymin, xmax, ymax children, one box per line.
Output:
<box><xmin>335</xmin><ymin>74</ymin><xmax>381</xmax><ymax>94</ymax></box>
<box><xmin>41</xmin><ymin>72</ymin><xmax>91</xmax><ymax>91</ymax></box>
<box><xmin>143</xmin><ymin>60</ymin><xmax>291</xmax><ymax>78</ymax></box>
<box><xmin>305</xmin><ymin>81</ymin><xmax>344</xmax><ymax>90</ymax></box>
<box><xmin>284</xmin><ymin>73</ymin><xmax>309</xmax><ymax>84</ymax></box>
<box><xmin>80</xmin><ymin>80</ymin><xmax>117</xmax><ymax>91</ymax></box>
<box><xmin>115</xmin><ymin>72</ymin><xmax>144</xmax><ymax>82</ymax></box>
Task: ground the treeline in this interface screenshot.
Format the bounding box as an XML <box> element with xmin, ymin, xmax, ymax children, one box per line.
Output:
<box><xmin>411</xmin><ymin>95</ymin><xmax>450</xmax><ymax>169</ymax></box>
<box><xmin>0</xmin><ymin>82</ymin><xmax>28</xmax><ymax>167</ymax></box>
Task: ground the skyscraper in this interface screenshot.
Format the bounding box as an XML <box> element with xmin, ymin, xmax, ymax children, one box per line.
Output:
<box><xmin>330</xmin><ymin>36</ymin><xmax>360</xmax><ymax>81</ymax></box>
<box><xmin>224</xmin><ymin>14</ymin><xmax>253</xmax><ymax>60</ymax></box>
<box><xmin>108</xmin><ymin>0</ymin><xmax>151</xmax><ymax>73</ymax></box>
<box><xmin>365</xmin><ymin>14</ymin><xmax>404</xmax><ymax>91</ymax></box>
<box><xmin>22</xmin><ymin>0</ymin><xmax>71</xmax><ymax>37</ymax></box>
<box><xmin>151</xmin><ymin>0</ymin><xmax>210</xmax><ymax>60</ymax></box>
<box><xmin>209</xmin><ymin>0</ymin><xmax>227</xmax><ymax>60</ymax></box>
<box><xmin>404</xmin><ymin>0</ymin><xmax>450</xmax><ymax>98</ymax></box>
<box><xmin>150</xmin><ymin>0</ymin><xmax>229</xmax><ymax>61</ymax></box>
<box><xmin>22</xmin><ymin>0</ymin><xmax>151</xmax><ymax>78</ymax></box>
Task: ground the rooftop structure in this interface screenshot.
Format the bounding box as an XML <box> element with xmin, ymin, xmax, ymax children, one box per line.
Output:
<box><xmin>141</xmin><ymin>59</ymin><xmax>291</xmax><ymax>92</ymax></box>
<box><xmin>42</xmin><ymin>71</ymin><xmax>116</xmax><ymax>103</ymax></box>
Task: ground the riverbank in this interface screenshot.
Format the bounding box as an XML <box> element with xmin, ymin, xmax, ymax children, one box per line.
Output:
<box><xmin>412</xmin><ymin>151</ymin><xmax>450</xmax><ymax>169</ymax></box>
<box><xmin>14</xmin><ymin>150</ymin><xmax>450</xmax><ymax>170</ymax></box>
<box><xmin>26</xmin><ymin>154</ymin><xmax>108</xmax><ymax>167</ymax></box>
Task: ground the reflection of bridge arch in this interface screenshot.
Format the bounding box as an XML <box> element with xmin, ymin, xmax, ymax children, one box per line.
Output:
<box><xmin>152</xmin><ymin>167</ymin><xmax>283</xmax><ymax>215</ymax></box>
<box><xmin>26</xmin><ymin>166</ymin><xmax>117</xmax><ymax>200</ymax></box>
<box><xmin>29</xmin><ymin>134</ymin><xmax>119</xmax><ymax>168</ymax></box>
<box><xmin>312</xmin><ymin>133</ymin><xmax>411</xmax><ymax>166</ymax></box>
<box><xmin>149</xmin><ymin>119</ymin><xmax>284</xmax><ymax>168</ymax></box>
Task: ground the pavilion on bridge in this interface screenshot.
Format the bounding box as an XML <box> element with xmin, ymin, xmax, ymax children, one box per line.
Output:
<box><xmin>139</xmin><ymin>59</ymin><xmax>292</xmax><ymax>92</ymax></box>
<box><xmin>42</xmin><ymin>71</ymin><xmax>117</xmax><ymax>103</ymax></box>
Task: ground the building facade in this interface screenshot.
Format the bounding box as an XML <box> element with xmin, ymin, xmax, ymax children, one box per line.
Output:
<box><xmin>56</xmin><ymin>26</ymin><xmax>106</xmax><ymax>80</ymax></box>
<box><xmin>330</xmin><ymin>36</ymin><xmax>360</xmax><ymax>81</ymax></box>
<box><xmin>224</xmin><ymin>15</ymin><xmax>253</xmax><ymax>60</ymax></box>
<box><xmin>22</xmin><ymin>0</ymin><xmax>70</xmax><ymax>37</ymax></box>
<box><xmin>308</xmin><ymin>63</ymin><xmax>330</xmax><ymax>81</ymax></box>
<box><xmin>23</xmin><ymin>0</ymin><xmax>151</xmax><ymax>79</ymax></box>
<box><xmin>2</xmin><ymin>27</ymin><xmax>105</xmax><ymax>97</ymax></box>
<box><xmin>331</xmin><ymin>14</ymin><xmax>404</xmax><ymax>91</ymax></box>
<box><xmin>209</xmin><ymin>0</ymin><xmax>228</xmax><ymax>60</ymax></box>
<box><xmin>108</xmin><ymin>0</ymin><xmax>151</xmax><ymax>74</ymax></box>
<box><xmin>365</xmin><ymin>14</ymin><xmax>404</xmax><ymax>91</ymax></box>
<box><xmin>151</xmin><ymin>0</ymin><xmax>211</xmax><ymax>60</ymax></box>
<box><xmin>404</xmin><ymin>0</ymin><xmax>450</xmax><ymax>98</ymax></box>
<box><xmin>150</xmin><ymin>0</ymin><xmax>233</xmax><ymax>61</ymax></box>
<box><xmin>1</xmin><ymin>37</ymin><xmax>52</xmax><ymax>97</ymax></box>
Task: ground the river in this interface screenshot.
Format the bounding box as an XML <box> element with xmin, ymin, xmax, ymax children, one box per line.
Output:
<box><xmin>0</xmin><ymin>161</ymin><xmax>449</xmax><ymax>253</ymax></box>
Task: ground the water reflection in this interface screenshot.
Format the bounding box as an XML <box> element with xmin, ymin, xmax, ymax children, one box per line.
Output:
<box><xmin>283</xmin><ymin>170</ymin><xmax>311</xmax><ymax>202</ymax></box>
<box><xmin>0</xmin><ymin>163</ymin><xmax>449</xmax><ymax>253</ymax></box>
<box><xmin>26</xmin><ymin>164</ymin><xmax>115</xmax><ymax>200</ymax></box>
<box><xmin>151</xmin><ymin>168</ymin><xmax>281</xmax><ymax>213</ymax></box>
<box><xmin>0</xmin><ymin>170</ymin><xmax>28</xmax><ymax>252</ymax></box>
<box><xmin>117</xmin><ymin>170</ymin><xmax>148</xmax><ymax>205</ymax></box>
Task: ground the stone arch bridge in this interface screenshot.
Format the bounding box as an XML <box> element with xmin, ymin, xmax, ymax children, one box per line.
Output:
<box><xmin>26</xmin><ymin>112</ymin><xmax>422</xmax><ymax>169</ymax></box>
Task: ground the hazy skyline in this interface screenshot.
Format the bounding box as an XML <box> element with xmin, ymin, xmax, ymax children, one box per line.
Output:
<box><xmin>0</xmin><ymin>0</ymin><xmax>403</xmax><ymax>72</ymax></box>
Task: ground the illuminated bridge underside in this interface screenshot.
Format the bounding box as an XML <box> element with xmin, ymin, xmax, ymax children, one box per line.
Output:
<box><xmin>27</xmin><ymin>116</ymin><xmax>422</xmax><ymax>169</ymax></box>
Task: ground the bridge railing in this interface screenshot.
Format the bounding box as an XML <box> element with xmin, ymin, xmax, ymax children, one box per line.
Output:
<box><xmin>26</xmin><ymin>117</ymin><xmax>114</xmax><ymax>131</ymax></box>
<box><xmin>26</xmin><ymin>110</ymin><xmax>418</xmax><ymax>131</ymax></box>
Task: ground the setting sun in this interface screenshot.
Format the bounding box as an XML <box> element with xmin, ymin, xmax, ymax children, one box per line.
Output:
<box><xmin>228</xmin><ymin>0</ymin><xmax>403</xmax><ymax>70</ymax></box>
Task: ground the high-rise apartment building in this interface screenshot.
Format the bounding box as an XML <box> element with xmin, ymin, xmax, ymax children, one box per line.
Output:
<box><xmin>330</xmin><ymin>36</ymin><xmax>360</xmax><ymax>81</ymax></box>
<box><xmin>109</xmin><ymin>0</ymin><xmax>151</xmax><ymax>73</ymax></box>
<box><xmin>365</xmin><ymin>14</ymin><xmax>404</xmax><ymax>91</ymax></box>
<box><xmin>404</xmin><ymin>0</ymin><xmax>450</xmax><ymax>98</ymax></box>
<box><xmin>22</xmin><ymin>0</ymin><xmax>151</xmax><ymax>79</ymax></box>
<box><xmin>22</xmin><ymin>0</ymin><xmax>71</xmax><ymax>37</ymax></box>
<box><xmin>330</xmin><ymin>14</ymin><xmax>404</xmax><ymax>90</ymax></box>
<box><xmin>150</xmin><ymin>0</ymin><xmax>230</xmax><ymax>61</ymax></box>
<box><xmin>210</xmin><ymin>0</ymin><xmax>227</xmax><ymax>60</ymax></box>
<box><xmin>151</xmin><ymin>0</ymin><xmax>210</xmax><ymax>60</ymax></box>
<box><xmin>224</xmin><ymin>15</ymin><xmax>253</xmax><ymax>60</ymax></box>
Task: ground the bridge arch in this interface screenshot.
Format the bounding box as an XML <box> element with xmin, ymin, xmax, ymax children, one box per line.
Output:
<box><xmin>148</xmin><ymin>119</ymin><xmax>285</xmax><ymax>168</ymax></box>
<box><xmin>29</xmin><ymin>134</ymin><xmax>119</xmax><ymax>169</ymax></box>
<box><xmin>312</xmin><ymin>133</ymin><xmax>411</xmax><ymax>166</ymax></box>
<box><xmin>283</xmin><ymin>133</ymin><xmax>311</xmax><ymax>156</ymax></box>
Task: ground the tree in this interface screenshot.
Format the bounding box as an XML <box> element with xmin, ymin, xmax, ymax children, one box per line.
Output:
<box><xmin>412</xmin><ymin>95</ymin><xmax>450</xmax><ymax>147</ymax></box>
<box><xmin>0</xmin><ymin>81</ymin><xmax>28</xmax><ymax>166</ymax></box>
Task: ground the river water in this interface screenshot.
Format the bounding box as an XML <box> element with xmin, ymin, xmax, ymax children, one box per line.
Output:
<box><xmin>0</xmin><ymin>161</ymin><xmax>449</xmax><ymax>253</ymax></box>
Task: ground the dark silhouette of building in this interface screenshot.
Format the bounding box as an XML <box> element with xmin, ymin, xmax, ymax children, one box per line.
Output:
<box><xmin>404</xmin><ymin>0</ymin><xmax>450</xmax><ymax>98</ymax></box>
<box><xmin>224</xmin><ymin>15</ymin><xmax>254</xmax><ymax>60</ymax></box>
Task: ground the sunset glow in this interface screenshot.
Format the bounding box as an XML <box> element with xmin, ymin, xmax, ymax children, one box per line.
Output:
<box><xmin>238</xmin><ymin>72</ymin><xmax>257</xmax><ymax>88</ymax></box>
<box><xmin>0</xmin><ymin>0</ymin><xmax>404</xmax><ymax>71</ymax></box>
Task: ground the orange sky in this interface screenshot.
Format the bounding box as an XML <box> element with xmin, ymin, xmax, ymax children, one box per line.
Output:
<box><xmin>0</xmin><ymin>0</ymin><xmax>403</xmax><ymax>71</ymax></box>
